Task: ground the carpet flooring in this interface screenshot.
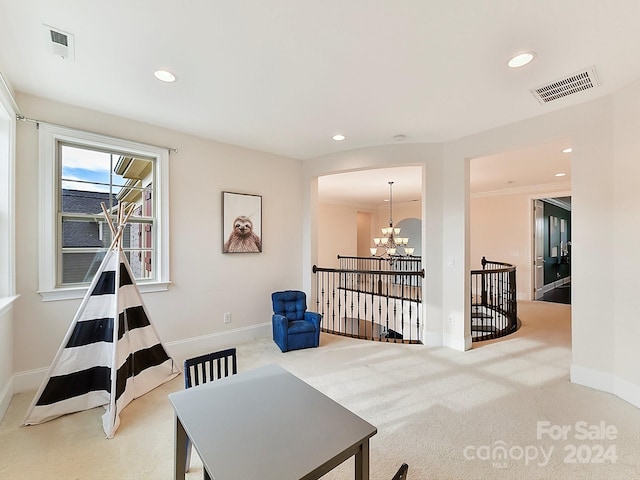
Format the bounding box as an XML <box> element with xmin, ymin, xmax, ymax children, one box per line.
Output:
<box><xmin>1</xmin><ymin>301</ymin><xmax>638</xmax><ymax>479</ymax></box>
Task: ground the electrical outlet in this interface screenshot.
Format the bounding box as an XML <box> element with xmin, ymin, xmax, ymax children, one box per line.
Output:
<box><xmin>224</xmin><ymin>312</ymin><xmax>231</xmax><ymax>324</ymax></box>
<box><xmin>448</xmin><ymin>315</ymin><xmax>455</xmax><ymax>326</ymax></box>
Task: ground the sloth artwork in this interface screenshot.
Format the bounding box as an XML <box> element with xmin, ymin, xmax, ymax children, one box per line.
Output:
<box><xmin>224</xmin><ymin>215</ymin><xmax>262</xmax><ymax>253</ymax></box>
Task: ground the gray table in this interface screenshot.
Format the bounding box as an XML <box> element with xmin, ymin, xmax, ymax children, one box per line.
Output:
<box><xmin>169</xmin><ymin>363</ymin><xmax>377</xmax><ymax>480</ymax></box>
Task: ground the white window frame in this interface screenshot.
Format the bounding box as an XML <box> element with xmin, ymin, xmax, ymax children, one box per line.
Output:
<box><xmin>0</xmin><ymin>82</ymin><xmax>17</xmax><ymax>315</ymax></box>
<box><xmin>38</xmin><ymin>124</ymin><xmax>170</xmax><ymax>301</ymax></box>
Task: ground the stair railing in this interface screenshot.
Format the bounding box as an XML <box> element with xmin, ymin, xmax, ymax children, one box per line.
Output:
<box><xmin>470</xmin><ymin>256</ymin><xmax>518</xmax><ymax>341</ymax></box>
<box><xmin>312</xmin><ymin>260</ymin><xmax>424</xmax><ymax>343</ymax></box>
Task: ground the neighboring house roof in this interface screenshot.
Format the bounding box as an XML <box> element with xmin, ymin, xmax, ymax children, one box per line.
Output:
<box><xmin>62</xmin><ymin>190</ymin><xmax>117</xmax><ymax>248</ymax></box>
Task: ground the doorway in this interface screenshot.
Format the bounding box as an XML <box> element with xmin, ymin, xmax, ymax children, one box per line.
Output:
<box><xmin>532</xmin><ymin>197</ymin><xmax>572</xmax><ymax>305</ymax></box>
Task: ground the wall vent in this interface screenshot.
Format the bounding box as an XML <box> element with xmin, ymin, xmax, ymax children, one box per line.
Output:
<box><xmin>42</xmin><ymin>24</ymin><xmax>75</xmax><ymax>61</ymax></box>
<box><xmin>50</xmin><ymin>30</ymin><xmax>68</xmax><ymax>47</ymax></box>
<box><xmin>531</xmin><ymin>66</ymin><xmax>599</xmax><ymax>104</ymax></box>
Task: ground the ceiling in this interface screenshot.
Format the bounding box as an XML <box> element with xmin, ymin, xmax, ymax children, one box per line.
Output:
<box><xmin>0</xmin><ymin>2</ymin><xmax>634</xmax><ymax>208</ymax></box>
<box><xmin>1</xmin><ymin>1</ymin><xmax>640</xmax><ymax>164</ymax></box>
<box><xmin>318</xmin><ymin>138</ymin><xmax>572</xmax><ymax>207</ymax></box>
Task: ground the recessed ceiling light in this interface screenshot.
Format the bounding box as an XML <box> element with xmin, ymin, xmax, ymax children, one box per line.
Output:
<box><xmin>154</xmin><ymin>70</ymin><xmax>176</xmax><ymax>83</ymax></box>
<box><xmin>562</xmin><ymin>147</ymin><xmax>573</xmax><ymax>153</ymax></box>
<box><xmin>332</xmin><ymin>134</ymin><xmax>346</xmax><ymax>141</ymax></box>
<box><xmin>508</xmin><ymin>51</ymin><xmax>536</xmax><ymax>68</ymax></box>
<box><xmin>555</xmin><ymin>172</ymin><xmax>567</xmax><ymax>177</ymax></box>
<box><xmin>393</xmin><ymin>134</ymin><xmax>406</xmax><ymax>142</ymax></box>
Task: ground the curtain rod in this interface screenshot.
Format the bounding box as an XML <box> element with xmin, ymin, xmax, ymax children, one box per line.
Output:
<box><xmin>16</xmin><ymin>115</ymin><xmax>178</xmax><ymax>154</ymax></box>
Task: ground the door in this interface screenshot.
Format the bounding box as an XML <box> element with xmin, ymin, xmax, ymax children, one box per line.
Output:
<box><xmin>533</xmin><ymin>199</ymin><xmax>545</xmax><ymax>299</ymax></box>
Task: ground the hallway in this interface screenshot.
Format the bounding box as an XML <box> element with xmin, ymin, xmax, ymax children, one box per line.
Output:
<box><xmin>539</xmin><ymin>283</ymin><xmax>571</xmax><ymax>305</ymax></box>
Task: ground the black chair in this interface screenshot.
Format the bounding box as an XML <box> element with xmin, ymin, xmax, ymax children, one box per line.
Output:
<box><xmin>183</xmin><ymin>348</ymin><xmax>238</xmax><ymax>478</ymax></box>
<box><xmin>184</xmin><ymin>347</ymin><xmax>237</xmax><ymax>388</ymax></box>
<box><xmin>391</xmin><ymin>463</ymin><xmax>409</xmax><ymax>480</ymax></box>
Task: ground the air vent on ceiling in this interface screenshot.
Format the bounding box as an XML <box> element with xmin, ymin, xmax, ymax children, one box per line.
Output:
<box><xmin>42</xmin><ymin>24</ymin><xmax>75</xmax><ymax>61</ymax></box>
<box><xmin>50</xmin><ymin>30</ymin><xmax>68</xmax><ymax>47</ymax></box>
<box><xmin>531</xmin><ymin>66</ymin><xmax>599</xmax><ymax>104</ymax></box>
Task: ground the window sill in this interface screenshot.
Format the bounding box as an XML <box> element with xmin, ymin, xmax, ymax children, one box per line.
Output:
<box><xmin>0</xmin><ymin>295</ymin><xmax>20</xmax><ymax>317</ymax></box>
<box><xmin>38</xmin><ymin>282</ymin><xmax>171</xmax><ymax>302</ymax></box>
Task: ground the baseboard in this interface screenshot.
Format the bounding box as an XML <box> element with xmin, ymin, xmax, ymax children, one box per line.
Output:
<box><xmin>613</xmin><ymin>375</ymin><xmax>640</xmax><ymax>408</ymax></box>
<box><xmin>164</xmin><ymin>322</ymin><xmax>271</xmax><ymax>363</ymax></box>
<box><xmin>570</xmin><ymin>364</ymin><xmax>640</xmax><ymax>408</ymax></box>
<box><xmin>539</xmin><ymin>275</ymin><xmax>572</xmax><ymax>295</ymax></box>
<box><xmin>13</xmin><ymin>367</ymin><xmax>47</xmax><ymax>393</ymax></box>
<box><xmin>12</xmin><ymin>322</ymin><xmax>272</xmax><ymax>394</ymax></box>
<box><xmin>443</xmin><ymin>332</ymin><xmax>472</xmax><ymax>351</ymax></box>
<box><xmin>0</xmin><ymin>376</ymin><xmax>14</xmax><ymax>422</ymax></box>
<box><xmin>422</xmin><ymin>331</ymin><xmax>443</xmax><ymax>347</ymax></box>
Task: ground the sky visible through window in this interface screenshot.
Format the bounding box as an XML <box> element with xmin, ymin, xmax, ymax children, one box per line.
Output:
<box><xmin>61</xmin><ymin>145</ymin><xmax>125</xmax><ymax>194</ymax></box>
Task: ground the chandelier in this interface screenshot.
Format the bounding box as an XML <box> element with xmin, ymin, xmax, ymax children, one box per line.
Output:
<box><xmin>370</xmin><ymin>181</ymin><xmax>415</xmax><ymax>258</ymax></box>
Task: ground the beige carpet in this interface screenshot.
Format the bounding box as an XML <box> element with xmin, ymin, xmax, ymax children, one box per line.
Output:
<box><xmin>1</xmin><ymin>301</ymin><xmax>639</xmax><ymax>479</ymax></box>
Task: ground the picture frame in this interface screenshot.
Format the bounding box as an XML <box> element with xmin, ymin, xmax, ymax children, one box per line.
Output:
<box><xmin>222</xmin><ymin>191</ymin><xmax>262</xmax><ymax>253</ymax></box>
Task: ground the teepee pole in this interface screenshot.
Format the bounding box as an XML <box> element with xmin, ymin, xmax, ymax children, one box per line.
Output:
<box><xmin>102</xmin><ymin>202</ymin><xmax>136</xmax><ymax>251</ymax></box>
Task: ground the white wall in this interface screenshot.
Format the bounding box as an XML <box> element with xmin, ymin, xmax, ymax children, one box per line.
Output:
<box><xmin>470</xmin><ymin>194</ymin><xmax>531</xmax><ymax>298</ymax></box>
<box><xmin>448</xmin><ymin>92</ymin><xmax>640</xmax><ymax>408</ymax></box>
<box><xmin>612</xmin><ymin>80</ymin><xmax>640</xmax><ymax>405</ymax></box>
<box><xmin>317</xmin><ymin>203</ymin><xmax>359</xmax><ymax>267</ymax></box>
<box><xmin>8</xmin><ymin>81</ymin><xmax>640</xmax><ymax>409</ymax></box>
<box><xmin>305</xmin><ymin>86</ymin><xmax>640</xmax><ymax>407</ymax></box>
<box><xmin>317</xmin><ymin>200</ymin><xmax>420</xmax><ymax>267</ymax></box>
<box><xmin>0</xmin><ymin>307</ymin><xmax>12</xmax><ymax>419</ymax></box>
<box><xmin>376</xmin><ymin>201</ymin><xmax>421</xmax><ymax>228</ymax></box>
<box><xmin>302</xmin><ymin>143</ymin><xmax>450</xmax><ymax>348</ymax></box>
<box><xmin>12</xmin><ymin>94</ymin><xmax>304</xmax><ymax>389</ymax></box>
<box><xmin>356</xmin><ymin>211</ymin><xmax>372</xmax><ymax>257</ymax></box>
<box><xmin>469</xmin><ymin>187</ymin><xmax>568</xmax><ymax>301</ymax></box>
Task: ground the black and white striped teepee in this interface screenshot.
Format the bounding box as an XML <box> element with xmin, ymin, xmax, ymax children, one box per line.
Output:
<box><xmin>23</xmin><ymin>203</ymin><xmax>179</xmax><ymax>438</ymax></box>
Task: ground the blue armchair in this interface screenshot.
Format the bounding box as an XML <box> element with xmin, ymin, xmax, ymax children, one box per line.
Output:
<box><xmin>271</xmin><ymin>290</ymin><xmax>322</xmax><ymax>352</ymax></box>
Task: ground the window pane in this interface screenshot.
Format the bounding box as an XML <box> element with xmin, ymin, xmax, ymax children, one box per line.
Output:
<box><xmin>61</xmin><ymin>250</ymin><xmax>107</xmax><ymax>285</ymax></box>
<box><xmin>59</xmin><ymin>220</ymin><xmax>154</xmax><ymax>284</ymax></box>
<box><xmin>61</xmin><ymin>189</ymin><xmax>119</xmax><ymax>216</ymax></box>
<box><xmin>63</xmin><ymin>249</ymin><xmax>156</xmax><ymax>284</ymax></box>
<box><xmin>124</xmin><ymin>221</ymin><xmax>153</xmax><ymax>279</ymax></box>
<box><xmin>61</xmin><ymin>217</ymin><xmax>113</xmax><ymax>249</ymax></box>
<box><xmin>114</xmin><ymin>157</ymin><xmax>154</xmax><ymax>208</ymax></box>
<box><xmin>125</xmin><ymin>184</ymin><xmax>154</xmax><ymax>218</ymax></box>
<box><xmin>125</xmin><ymin>250</ymin><xmax>154</xmax><ymax>281</ymax></box>
<box><xmin>59</xmin><ymin>148</ymin><xmax>155</xmax><ymax>281</ymax></box>
<box><xmin>61</xmin><ymin>145</ymin><xmax>118</xmax><ymax>213</ymax></box>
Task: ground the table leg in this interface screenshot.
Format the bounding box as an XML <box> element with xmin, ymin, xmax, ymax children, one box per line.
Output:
<box><xmin>174</xmin><ymin>414</ymin><xmax>187</xmax><ymax>480</ymax></box>
<box><xmin>354</xmin><ymin>440</ymin><xmax>370</xmax><ymax>480</ymax></box>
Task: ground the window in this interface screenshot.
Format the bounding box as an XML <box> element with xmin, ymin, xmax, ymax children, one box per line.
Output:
<box><xmin>39</xmin><ymin>125</ymin><xmax>169</xmax><ymax>301</ymax></box>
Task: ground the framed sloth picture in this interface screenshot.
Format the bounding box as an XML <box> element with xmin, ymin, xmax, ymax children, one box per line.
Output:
<box><xmin>222</xmin><ymin>191</ymin><xmax>262</xmax><ymax>253</ymax></box>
